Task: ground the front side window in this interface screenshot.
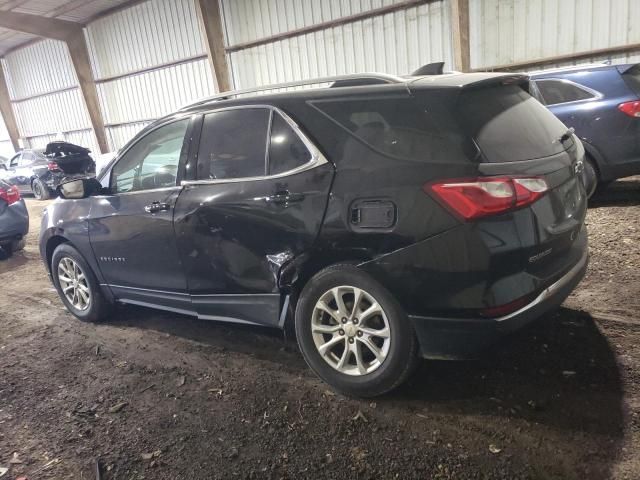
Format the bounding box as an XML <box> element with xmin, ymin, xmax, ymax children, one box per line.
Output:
<box><xmin>111</xmin><ymin>119</ymin><xmax>189</xmax><ymax>194</ymax></box>
<box><xmin>197</xmin><ymin>109</ymin><xmax>270</xmax><ymax>180</ymax></box>
<box><xmin>535</xmin><ymin>79</ymin><xmax>596</xmax><ymax>105</ymax></box>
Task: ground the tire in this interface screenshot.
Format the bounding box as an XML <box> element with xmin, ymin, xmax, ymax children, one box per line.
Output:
<box><xmin>582</xmin><ymin>156</ymin><xmax>598</xmax><ymax>199</ymax></box>
<box><xmin>51</xmin><ymin>243</ymin><xmax>111</xmax><ymax>322</ymax></box>
<box><xmin>32</xmin><ymin>178</ymin><xmax>51</xmax><ymax>200</ymax></box>
<box><xmin>11</xmin><ymin>237</ymin><xmax>26</xmax><ymax>252</ymax></box>
<box><xmin>295</xmin><ymin>264</ymin><xmax>419</xmax><ymax>397</ymax></box>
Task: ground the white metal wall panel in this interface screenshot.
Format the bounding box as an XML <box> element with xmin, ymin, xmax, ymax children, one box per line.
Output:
<box><xmin>223</xmin><ymin>0</ymin><xmax>411</xmax><ymax>45</ymax></box>
<box><xmin>85</xmin><ymin>0</ymin><xmax>214</xmax><ymax>150</ymax></box>
<box><xmin>226</xmin><ymin>1</ymin><xmax>453</xmax><ymax>89</ymax></box>
<box><xmin>3</xmin><ymin>39</ymin><xmax>77</xmax><ymax>99</ymax></box>
<box><xmin>85</xmin><ymin>0</ymin><xmax>207</xmax><ymax>80</ymax></box>
<box><xmin>97</xmin><ymin>59</ymin><xmax>215</xmax><ymax>126</ymax></box>
<box><xmin>106</xmin><ymin>121</ymin><xmax>152</xmax><ymax>152</ymax></box>
<box><xmin>470</xmin><ymin>0</ymin><xmax>640</xmax><ymax>69</ymax></box>
<box><xmin>13</xmin><ymin>88</ymin><xmax>91</xmax><ymax>138</ymax></box>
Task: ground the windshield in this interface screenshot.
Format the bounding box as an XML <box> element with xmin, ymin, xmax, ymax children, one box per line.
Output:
<box><xmin>458</xmin><ymin>85</ymin><xmax>570</xmax><ymax>162</ymax></box>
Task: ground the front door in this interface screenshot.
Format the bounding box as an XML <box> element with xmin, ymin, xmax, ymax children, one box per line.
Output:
<box><xmin>5</xmin><ymin>153</ymin><xmax>32</xmax><ymax>193</ymax></box>
<box><xmin>89</xmin><ymin>118</ymin><xmax>194</xmax><ymax>312</ymax></box>
<box><xmin>173</xmin><ymin>107</ymin><xmax>334</xmax><ymax>326</ymax></box>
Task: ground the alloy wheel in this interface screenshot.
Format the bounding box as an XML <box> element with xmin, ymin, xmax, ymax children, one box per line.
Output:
<box><xmin>57</xmin><ymin>257</ymin><xmax>91</xmax><ymax>311</ymax></box>
<box><xmin>311</xmin><ymin>286</ymin><xmax>391</xmax><ymax>376</ymax></box>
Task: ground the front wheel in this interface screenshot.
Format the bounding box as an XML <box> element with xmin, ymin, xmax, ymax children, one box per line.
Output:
<box><xmin>51</xmin><ymin>244</ymin><xmax>111</xmax><ymax>322</ymax></box>
<box><xmin>295</xmin><ymin>265</ymin><xmax>418</xmax><ymax>397</ymax></box>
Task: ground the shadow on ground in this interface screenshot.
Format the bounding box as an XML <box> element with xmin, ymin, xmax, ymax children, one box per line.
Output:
<box><xmin>110</xmin><ymin>305</ymin><xmax>624</xmax><ymax>429</ymax></box>
<box><xmin>590</xmin><ymin>177</ymin><xmax>640</xmax><ymax>207</ymax></box>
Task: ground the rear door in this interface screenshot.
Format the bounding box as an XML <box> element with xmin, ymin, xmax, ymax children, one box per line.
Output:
<box><xmin>174</xmin><ymin>106</ymin><xmax>334</xmax><ymax>326</ymax></box>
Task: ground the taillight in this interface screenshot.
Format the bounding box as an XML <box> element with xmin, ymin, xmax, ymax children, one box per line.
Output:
<box><xmin>0</xmin><ymin>184</ymin><xmax>20</xmax><ymax>205</ymax></box>
<box><xmin>618</xmin><ymin>100</ymin><xmax>640</xmax><ymax>118</ymax></box>
<box><xmin>47</xmin><ymin>161</ymin><xmax>60</xmax><ymax>171</ymax></box>
<box><xmin>426</xmin><ymin>176</ymin><xmax>548</xmax><ymax>220</ymax></box>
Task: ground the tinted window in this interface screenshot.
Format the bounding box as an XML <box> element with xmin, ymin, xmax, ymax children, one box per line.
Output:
<box><xmin>269</xmin><ymin>113</ymin><xmax>311</xmax><ymax>175</ymax></box>
<box><xmin>459</xmin><ymin>85</ymin><xmax>569</xmax><ymax>163</ymax></box>
<box><xmin>111</xmin><ymin>119</ymin><xmax>188</xmax><ymax>193</ymax></box>
<box><xmin>312</xmin><ymin>96</ymin><xmax>468</xmax><ymax>163</ymax></box>
<box><xmin>622</xmin><ymin>64</ymin><xmax>640</xmax><ymax>95</ymax></box>
<box><xmin>197</xmin><ymin>109</ymin><xmax>270</xmax><ymax>180</ymax></box>
<box><xmin>535</xmin><ymin>79</ymin><xmax>595</xmax><ymax>105</ymax></box>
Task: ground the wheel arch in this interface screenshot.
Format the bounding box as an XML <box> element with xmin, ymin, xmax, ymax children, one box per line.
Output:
<box><xmin>278</xmin><ymin>250</ymin><xmax>374</xmax><ymax>329</ymax></box>
<box><xmin>45</xmin><ymin>235</ymin><xmax>69</xmax><ymax>272</ymax></box>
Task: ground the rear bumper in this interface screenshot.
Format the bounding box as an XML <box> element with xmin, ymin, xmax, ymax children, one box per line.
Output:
<box><xmin>410</xmin><ymin>248</ymin><xmax>588</xmax><ymax>359</ymax></box>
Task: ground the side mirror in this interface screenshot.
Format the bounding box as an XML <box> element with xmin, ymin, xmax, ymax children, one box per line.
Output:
<box><xmin>57</xmin><ymin>177</ymin><xmax>103</xmax><ymax>199</ymax></box>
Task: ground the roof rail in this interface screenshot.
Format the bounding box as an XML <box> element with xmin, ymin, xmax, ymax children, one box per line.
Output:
<box><xmin>179</xmin><ymin>72</ymin><xmax>406</xmax><ymax>110</ymax></box>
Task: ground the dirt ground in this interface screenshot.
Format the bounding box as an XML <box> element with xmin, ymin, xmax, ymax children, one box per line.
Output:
<box><xmin>1</xmin><ymin>178</ymin><xmax>639</xmax><ymax>480</ymax></box>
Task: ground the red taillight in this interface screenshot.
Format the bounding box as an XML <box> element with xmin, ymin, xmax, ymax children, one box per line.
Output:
<box><xmin>426</xmin><ymin>176</ymin><xmax>548</xmax><ymax>220</ymax></box>
<box><xmin>47</xmin><ymin>161</ymin><xmax>60</xmax><ymax>171</ymax></box>
<box><xmin>618</xmin><ymin>101</ymin><xmax>640</xmax><ymax>118</ymax></box>
<box><xmin>0</xmin><ymin>184</ymin><xmax>20</xmax><ymax>205</ymax></box>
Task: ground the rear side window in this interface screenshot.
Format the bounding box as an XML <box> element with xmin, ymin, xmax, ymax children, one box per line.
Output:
<box><xmin>312</xmin><ymin>96</ymin><xmax>469</xmax><ymax>163</ymax></box>
<box><xmin>268</xmin><ymin>113</ymin><xmax>311</xmax><ymax>175</ymax></box>
<box><xmin>459</xmin><ymin>85</ymin><xmax>569</xmax><ymax>163</ymax></box>
<box><xmin>535</xmin><ymin>79</ymin><xmax>596</xmax><ymax>105</ymax></box>
<box><xmin>622</xmin><ymin>65</ymin><xmax>640</xmax><ymax>95</ymax></box>
<box><xmin>197</xmin><ymin>109</ymin><xmax>270</xmax><ymax>180</ymax></box>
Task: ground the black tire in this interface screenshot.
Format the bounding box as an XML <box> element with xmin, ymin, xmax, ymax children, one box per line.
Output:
<box><xmin>295</xmin><ymin>264</ymin><xmax>419</xmax><ymax>397</ymax></box>
<box><xmin>582</xmin><ymin>156</ymin><xmax>598</xmax><ymax>199</ymax></box>
<box><xmin>32</xmin><ymin>178</ymin><xmax>51</xmax><ymax>200</ymax></box>
<box><xmin>51</xmin><ymin>243</ymin><xmax>111</xmax><ymax>322</ymax></box>
<box><xmin>11</xmin><ymin>237</ymin><xmax>26</xmax><ymax>252</ymax></box>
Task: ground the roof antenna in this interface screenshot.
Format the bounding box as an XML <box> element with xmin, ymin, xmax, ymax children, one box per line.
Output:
<box><xmin>411</xmin><ymin>62</ymin><xmax>445</xmax><ymax>75</ymax></box>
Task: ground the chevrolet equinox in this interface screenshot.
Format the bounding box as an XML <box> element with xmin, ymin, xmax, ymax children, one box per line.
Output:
<box><xmin>40</xmin><ymin>72</ymin><xmax>589</xmax><ymax>397</ymax></box>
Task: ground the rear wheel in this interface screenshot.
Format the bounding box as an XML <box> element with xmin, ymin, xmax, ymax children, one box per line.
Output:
<box><xmin>295</xmin><ymin>265</ymin><xmax>418</xmax><ymax>397</ymax></box>
<box><xmin>52</xmin><ymin>244</ymin><xmax>110</xmax><ymax>322</ymax></box>
<box><xmin>32</xmin><ymin>178</ymin><xmax>51</xmax><ymax>200</ymax></box>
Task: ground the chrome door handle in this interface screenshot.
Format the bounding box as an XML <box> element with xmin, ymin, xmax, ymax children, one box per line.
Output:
<box><xmin>265</xmin><ymin>191</ymin><xmax>305</xmax><ymax>205</ymax></box>
<box><xmin>144</xmin><ymin>202</ymin><xmax>170</xmax><ymax>213</ymax></box>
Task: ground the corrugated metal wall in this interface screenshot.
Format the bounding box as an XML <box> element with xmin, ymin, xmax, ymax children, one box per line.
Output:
<box><xmin>470</xmin><ymin>0</ymin><xmax>640</xmax><ymax>70</ymax></box>
<box><xmin>2</xmin><ymin>39</ymin><xmax>99</xmax><ymax>153</ymax></box>
<box><xmin>1</xmin><ymin>0</ymin><xmax>639</xmax><ymax>157</ymax></box>
<box><xmin>85</xmin><ymin>0</ymin><xmax>215</xmax><ymax>151</ymax></box>
<box><xmin>222</xmin><ymin>0</ymin><xmax>453</xmax><ymax>89</ymax></box>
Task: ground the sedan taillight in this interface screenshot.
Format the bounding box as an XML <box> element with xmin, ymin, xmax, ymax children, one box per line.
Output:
<box><xmin>425</xmin><ymin>177</ymin><xmax>548</xmax><ymax>220</ymax></box>
<box><xmin>0</xmin><ymin>184</ymin><xmax>20</xmax><ymax>205</ymax></box>
<box><xmin>47</xmin><ymin>161</ymin><xmax>60</xmax><ymax>171</ymax></box>
<box><xmin>618</xmin><ymin>100</ymin><xmax>640</xmax><ymax>118</ymax></box>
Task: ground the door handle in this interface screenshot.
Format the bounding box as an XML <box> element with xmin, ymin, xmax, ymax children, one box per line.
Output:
<box><xmin>144</xmin><ymin>201</ymin><xmax>171</xmax><ymax>213</ymax></box>
<box><xmin>265</xmin><ymin>191</ymin><xmax>305</xmax><ymax>205</ymax></box>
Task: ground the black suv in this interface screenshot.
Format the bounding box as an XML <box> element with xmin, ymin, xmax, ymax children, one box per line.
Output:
<box><xmin>40</xmin><ymin>72</ymin><xmax>588</xmax><ymax>397</ymax></box>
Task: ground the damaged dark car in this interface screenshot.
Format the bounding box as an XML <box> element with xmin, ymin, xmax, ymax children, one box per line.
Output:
<box><xmin>1</xmin><ymin>142</ymin><xmax>95</xmax><ymax>200</ymax></box>
<box><xmin>39</xmin><ymin>72</ymin><xmax>588</xmax><ymax>397</ymax></box>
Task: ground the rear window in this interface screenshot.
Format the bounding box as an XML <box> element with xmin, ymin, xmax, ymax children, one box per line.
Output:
<box><xmin>622</xmin><ymin>65</ymin><xmax>640</xmax><ymax>95</ymax></box>
<box><xmin>311</xmin><ymin>96</ymin><xmax>471</xmax><ymax>163</ymax></box>
<box><xmin>458</xmin><ymin>85</ymin><xmax>570</xmax><ymax>163</ymax></box>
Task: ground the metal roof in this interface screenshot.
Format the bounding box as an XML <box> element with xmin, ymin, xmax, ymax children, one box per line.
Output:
<box><xmin>0</xmin><ymin>0</ymin><xmax>137</xmax><ymax>55</ymax></box>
